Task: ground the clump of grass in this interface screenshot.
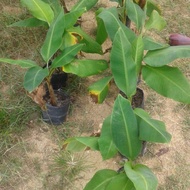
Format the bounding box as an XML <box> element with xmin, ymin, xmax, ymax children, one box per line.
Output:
<box><xmin>43</xmin><ymin>151</ymin><xmax>90</xmax><ymax>190</ymax></box>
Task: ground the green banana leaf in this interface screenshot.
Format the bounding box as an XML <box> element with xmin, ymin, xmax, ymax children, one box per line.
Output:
<box><xmin>71</xmin><ymin>0</ymin><xmax>98</xmax><ymax>12</ymax></box>
<box><xmin>51</xmin><ymin>44</ymin><xmax>84</xmax><ymax>68</ymax></box>
<box><xmin>64</xmin><ymin>8</ymin><xmax>86</xmax><ymax>29</ymax></box>
<box><xmin>111</xmin><ymin>95</ymin><xmax>142</xmax><ymax>160</ymax></box>
<box><xmin>63</xmin><ymin>137</ymin><xmax>99</xmax><ymax>152</ymax></box>
<box><xmin>105</xmin><ymin>173</ymin><xmax>135</xmax><ymax>190</ymax></box>
<box><xmin>84</xmin><ymin>169</ymin><xmax>118</xmax><ymax>190</ymax></box>
<box><xmin>110</xmin><ymin>28</ymin><xmax>137</xmax><ymax>98</ymax></box>
<box><xmin>134</xmin><ymin>108</ymin><xmax>172</xmax><ymax>143</ymax></box>
<box><xmin>124</xmin><ymin>162</ymin><xmax>158</xmax><ymax>190</ymax></box>
<box><xmin>9</xmin><ymin>17</ymin><xmax>47</xmax><ymax>27</ymax></box>
<box><xmin>143</xmin><ymin>36</ymin><xmax>169</xmax><ymax>50</ymax></box>
<box><xmin>144</xmin><ymin>45</ymin><xmax>190</xmax><ymax>66</ymax></box>
<box><xmin>62</xmin><ymin>59</ymin><xmax>108</xmax><ymax>77</ymax></box>
<box><xmin>98</xmin><ymin>116</ymin><xmax>118</xmax><ymax>160</ymax></box>
<box><xmin>132</xmin><ymin>35</ymin><xmax>144</xmax><ymax>75</ymax></box>
<box><xmin>142</xmin><ymin>65</ymin><xmax>190</xmax><ymax>104</ymax></box>
<box><xmin>145</xmin><ymin>10</ymin><xmax>166</xmax><ymax>31</ymax></box>
<box><xmin>67</xmin><ymin>27</ymin><xmax>103</xmax><ymax>54</ymax></box>
<box><xmin>95</xmin><ymin>8</ymin><xmax>108</xmax><ymax>45</ymax></box>
<box><xmin>146</xmin><ymin>0</ymin><xmax>161</xmax><ymax>17</ymax></box>
<box><xmin>88</xmin><ymin>76</ymin><xmax>112</xmax><ymax>104</ymax></box>
<box><xmin>126</xmin><ymin>0</ymin><xmax>146</xmax><ymax>31</ymax></box>
<box><xmin>42</xmin><ymin>0</ymin><xmax>62</xmax><ymax>17</ymax></box>
<box><xmin>24</xmin><ymin>66</ymin><xmax>49</xmax><ymax>92</ymax></box>
<box><xmin>21</xmin><ymin>0</ymin><xmax>54</xmax><ymax>26</ymax></box>
<box><xmin>0</xmin><ymin>58</ymin><xmax>37</xmax><ymax>68</ymax></box>
<box><xmin>98</xmin><ymin>7</ymin><xmax>136</xmax><ymax>42</ymax></box>
<box><xmin>40</xmin><ymin>10</ymin><xmax>65</xmax><ymax>63</ymax></box>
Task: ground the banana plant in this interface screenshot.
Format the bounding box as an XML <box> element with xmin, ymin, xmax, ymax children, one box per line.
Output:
<box><xmin>10</xmin><ymin>0</ymin><xmax>102</xmax><ymax>54</ymax></box>
<box><xmin>0</xmin><ymin>6</ymin><xmax>108</xmax><ymax>107</ymax></box>
<box><xmin>64</xmin><ymin>0</ymin><xmax>190</xmax><ymax>189</ymax></box>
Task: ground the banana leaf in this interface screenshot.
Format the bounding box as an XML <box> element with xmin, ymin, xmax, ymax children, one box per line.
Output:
<box><xmin>142</xmin><ymin>65</ymin><xmax>190</xmax><ymax>104</ymax></box>
<box><xmin>145</xmin><ymin>10</ymin><xmax>166</xmax><ymax>31</ymax></box>
<box><xmin>88</xmin><ymin>76</ymin><xmax>112</xmax><ymax>104</ymax></box>
<box><xmin>24</xmin><ymin>66</ymin><xmax>49</xmax><ymax>92</ymax></box>
<box><xmin>144</xmin><ymin>45</ymin><xmax>190</xmax><ymax>66</ymax></box>
<box><xmin>40</xmin><ymin>10</ymin><xmax>65</xmax><ymax>63</ymax></box>
<box><xmin>134</xmin><ymin>108</ymin><xmax>172</xmax><ymax>143</ymax></box>
<box><xmin>98</xmin><ymin>7</ymin><xmax>136</xmax><ymax>42</ymax></box>
<box><xmin>0</xmin><ymin>58</ymin><xmax>37</xmax><ymax>68</ymax></box>
<box><xmin>71</xmin><ymin>0</ymin><xmax>98</xmax><ymax>12</ymax></box>
<box><xmin>67</xmin><ymin>27</ymin><xmax>103</xmax><ymax>54</ymax></box>
<box><xmin>9</xmin><ymin>17</ymin><xmax>47</xmax><ymax>27</ymax></box>
<box><xmin>21</xmin><ymin>0</ymin><xmax>54</xmax><ymax>26</ymax></box>
<box><xmin>124</xmin><ymin>162</ymin><xmax>158</xmax><ymax>190</ymax></box>
<box><xmin>84</xmin><ymin>169</ymin><xmax>118</xmax><ymax>190</ymax></box>
<box><xmin>98</xmin><ymin>115</ymin><xmax>118</xmax><ymax>160</ymax></box>
<box><xmin>110</xmin><ymin>28</ymin><xmax>137</xmax><ymax>98</ymax></box>
<box><xmin>126</xmin><ymin>0</ymin><xmax>146</xmax><ymax>31</ymax></box>
<box><xmin>63</xmin><ymin>59</ymin><xmax>108</xmax><ymax>77</ymax></box>
<box><xmin>111</xmin><ymin>95</ymin><xmax>142</xmax><ymax>160</ymax></box>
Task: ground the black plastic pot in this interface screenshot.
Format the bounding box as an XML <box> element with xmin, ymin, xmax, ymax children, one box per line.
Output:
<box><xmin>51</xmin><ymin>72</ymin><xmax>68</xmax><ymax>90</ymax></box>
<box><xmin>42</xmin><ymin>91</ymin><xmax>70</xmax><ymax>125</ymax></box>
<box><xmin>131</xmin><ymin>88</ymin><xmax>144</xmax><ymax>109</ymax></box>
<box><xmin>119</xmin><ymin>87</ymin><xmax>144</xmax><ymax>109</ymax></box>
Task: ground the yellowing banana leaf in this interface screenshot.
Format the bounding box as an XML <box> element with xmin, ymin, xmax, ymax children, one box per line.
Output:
<box><xmin>24</xmin><ymin>66</ymin><xmax>49</xmax><ymax>92</ymax></box>
<box><xmin>67</xmin><ymin>27</ymin><xmax>103</xmax><ymax>54</ymax></box>
<box><xmin>62</xmin><ymin>59</ymin><xmax>108</xmax><ymax>77</ymax></box>
<box><xmin>124</xmin><ymin>162</ymin><xmax>158</xmax><ymax>190</ymax></box>
<box><xmin>142</xmin><ymin>65</ymin><xmax>190</xmax><ymax>104</ymax></box>
<box><xmin>71</xmin><ymin>0</ymin><xmax>98</xmax><ymax>12</ymax></box>
<box><xmin>21</xmin><ymin>0</ymin><xmax>54</xmax><ymax>26</ymax></box>
<box><xmin>88</xmin><ymin>76</ymin><xmax>112</xmax><ymax>104</ymax></box>
<box><xmin>145</xmin><ymin>10</ymin><xmax>166</xmax><ymax>31</ymax></box>
<box><xmin>9</xmin><ymin>17</ymin><xmax>48</xmax><ymax>27</ymax></box>
<box><xmin>111</xmin><ymin>95</ymin><xmax>142</xmax><ymax>160</ymax></box>
<box><xmin>134</xmin><ymin>108</ymin><xmax>172</xmax><ymax>143</ymax></box>
<box><xmin>40</xmin><ymin>10</ymin><xmax>65</xmax><ymax>63</ymax></box>
<box><xmin>61</xmin><ymin>31</ymin><xmax>83</xmax><ymax>50</ymax></box>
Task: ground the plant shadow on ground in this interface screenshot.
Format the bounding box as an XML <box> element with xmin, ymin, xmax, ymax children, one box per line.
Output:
<box><xmin>0</xmin><ymin>0</ymin><xmax>190</xmax><ymax>189</ymax></box>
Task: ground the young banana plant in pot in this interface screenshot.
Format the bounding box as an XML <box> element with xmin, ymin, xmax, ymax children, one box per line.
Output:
<box><xmin>63</xmin><ymin>0</ymin><xmax>190</xmax><ymax>189</ymax></box>
<box><xmin>0</xmin><ymin>0</ymin><xmax>108</xmax><ymax>125</ymax></box>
